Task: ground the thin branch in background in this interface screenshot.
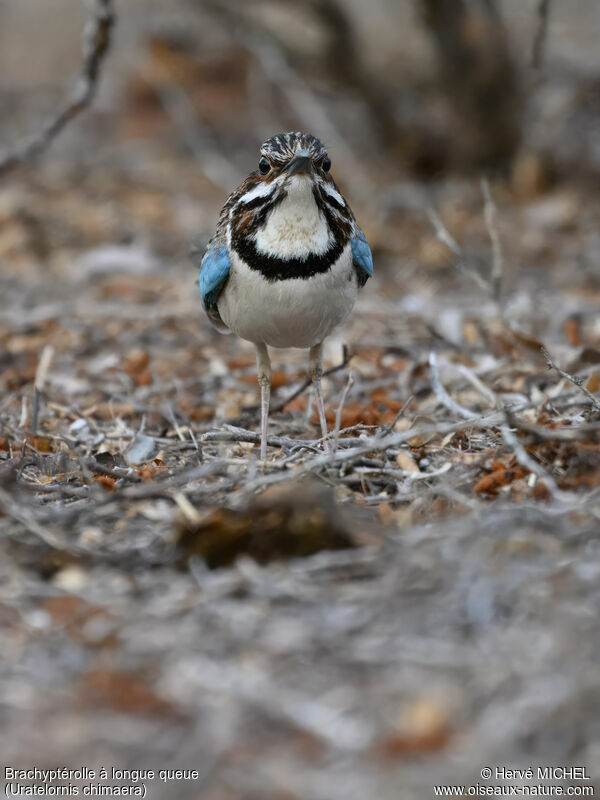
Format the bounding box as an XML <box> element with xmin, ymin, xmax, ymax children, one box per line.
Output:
<box><xmin>381</xmin><ymin>394</ymin><xmax>414</xmax><ymax>436</ymax></box>
<box><xmin>0</xmin><ymin>0</ymin><xmax>115</xmax><ymax>178</ymax></box>
<box><xmin>531</xmin><ymin>0</ymin><xmax>552</xmax><ymax>70</ymax></box>
<box><xmin>504</xmin><ymin>407</ymin><xmax>600</xmax><ymax>443</ymax></box>
<box><xmin>420</xmin><ymin>0</ymin><xmax>521</xmax><ymax>169</ymax></box>
<box><xmin>481</xmin><ymin>177</ymin><xmax>504</xmax><ymax>304</ymax></box>
<box><xmin>18</xmin><ymin>395</ymin><xmax>28</xmax><ymax>430</ymax></box>
<box><xmin>151</xmin><ymin>79</ymin><xmax>241</xmax><ymax>193</ymax></box>
<box><xmin>426</xmin><ymin>207</ymin><xmax>492</xmax><ymax>294</ymax></box>
<box><xmin>453</xmin><ymin>364</ymin><xmax>497</xmax><ymax>407</ymax></box>
<box><xmin>242</xmin><ymin>412</ymin><xmax>507</xmax><ymax>495</ymax></box>
<box><xmin>270</xmin><ymin>346</ymin><xmax>351</xmax><ymax>415</ymax></box>
<box><xmin>0</xmin><ymin>486</ymin><xmax>75</xmax><ymax>552</ymax></box>
<box><xmin>30</xmin><ymin>389</ymin><xmax>42</xmax><ymax>437</ymax></box>
<box><xmin>426</xmin><ymin>207</ymin><xmax>462</xmax><ymax>258</ymax></box>
<box><xmin>31</xmin><ymin>345</ymin><xmax>54</xmax><ymax>434</ymax></box>
<box><xmin>286</xmin><ymin>0</ymin><xmax>400</xmax><ymax>151</ymax></box>
<box><xmin>198</xmin><ymin>0</ymin><xmax>373</xmax><ymax>205</ymax></box>
<box><xmin>332</xmin><ymin>372</ymin><xmax>354</xmax><ymax>454</ymax></box>
<box><xmin>248</xmin><ymin>34</ymin><xmax>374</xmax><ymax>204</ymax></box>
<box><xmin>201</xmin><ymin>426</ymin><xmax>317</xmax><ymax>454</ymax></box>
<box><xmin>34</xmin><ymin>345</ymin><xmax>54</xmax><ymax>393</ymax></box>
<box><xmin>429</xmin><ymin>351</ymin><xmax>479</xmax><ymax>421</ymax></box>
<box><xmin>500</xmin><ymin>423</ymin><xmax>569</xmax><ymax>505</ymax></box>
<box><xmin>428</xmin><ymin>183</ymin><xmax>504</xmax><ymax>309</ymax></box>
<box><xmin>541</xmin><ymin>345</ymin><xmax>600</xmax><ymax>413</ymax></box>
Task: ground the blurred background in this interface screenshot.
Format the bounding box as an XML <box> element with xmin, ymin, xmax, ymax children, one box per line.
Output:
<box><xmin>2</xmin><ymin>0</ymin><xmax>600</xmax><ymax>292</ymax></box>
<box><xmin>2</xmin><ymin>1</ymin><xmax>600</xmax><ymax>798</ymax></box>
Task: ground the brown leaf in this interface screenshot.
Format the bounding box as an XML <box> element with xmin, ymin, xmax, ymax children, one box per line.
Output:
<box><xmin>185</xmin><ymin>404</ymin><xmax>216</xmax><ymax>422</ymax></box>
<box><xmin>42</xmin><ymin>596</ymin><xmax>117</xmax><ymax>649</ymax></box>
<box><xmin>375</xmin><ymin>699</ymin><xmax>450</xmax><ymax>759</ymax></box>
<box><xmin>79</xmin><ymin>669</ymin><xmax>175</xmax><ymax>716</ymax></box>
<box><xmin>137</xmin><ymin>464</ymin><xmax>167</xmax><ymax>481</ymax></box>
<box><xmin>473</xmin><ymin>465</ymin><xmax>528</xmax><ymax>496</ymax></box>
<box><xmin>226</xmin><ymin>356</ymin><xmax>254</xmax><ymax>370</ymax></box>
<box><xmin>43</xmin><ymin>595</ymin><xmax>83</xmax><ymax>624</ymax></box>
<box><xmin>30</xmin><ymin>436</ymin><xmax>53</xmax><ymax>453</ymax></box>
<box><xmin>319</xmin><ymin>402</ymin><xmax>382</xmax><ymax>428</ymax></box>
<box><xmin>286</xmin><ymin>396</ymin><xmax>308</xmax><ymax>413</ymax></box>
<box><xmin>563</xmin><ymin>316</ymin><xmax>582</xmax><ymax>347</ymax></box>
<box><xmin>93</xmin><ymin>474</ymin><xmax>116</xmax><ymax>491</ymax></box>
<box><xmin>370</xmin><ymin>387</ymin><xmax>407</xmax><ymax>413</ymax></box>
<box><xmin>123</xmin><ymin>349</ymin><xmax>152</xmax><ymax>387</ymax></box>
<box><xmin>586</xmin><ymin>372</ymin><xmax>600</xmax><ymax>394</ymax></box>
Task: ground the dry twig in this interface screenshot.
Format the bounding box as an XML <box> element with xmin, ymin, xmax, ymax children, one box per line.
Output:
<box><xmin>270</xmin><ymin>347</ymin><xmax>351</xmax><ymax>415</ymax></box>
<box><xmin>541</xmin><ymin>346</ymin><xmax>600</xmax><ymax>413</ymax></box>
<box><xmin>0</xmin><ymin>486</ymin><xmax>74</xmax><ymax>551</ymax></box>
<box><xmin>531</xmin><ymin>0</ymin><xmax>552</xmax><ymax>70</ymax></box>
<box><xmin>427</xmin><ymin>207</ymin><xmax>491</xmax><ymax>294</ymax></box>
<box><xmin>500</xmin><ymin>423</ymin><xmax>570</xmax><ymax>504</ymax></box>
<box><xmin>332</xmin><ymin>372</ymin><xmax>354</xmax><ymax>453</ymax></box>
<box><xmin>381</xmin><ymin>395</ymin><xmax>414</xmax><ymax>436</ymax></box>
<box><xmin>0</xmin><ymin>0</ymin><xmax>115</xmax><ymax>177</ymax></box>
<box><xmin>481</xmin><ymin>177</ymin><xmax>504</xmax><ymax>304</ymax></box>
<box><xmin>429</xmin><ymin>351</ymin><xmax>479</xmax><ymax>420</ymax></box>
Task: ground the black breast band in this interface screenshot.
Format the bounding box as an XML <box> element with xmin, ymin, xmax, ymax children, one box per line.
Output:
<box><xmin>232</xmin><ymin>187</ymin><xmax>349</xmax><ymax>282</ymax></box>
<box><xmin>233</xmin><ymin>238</ymin><xmax>344</xmax><ymax>281</ymax></box>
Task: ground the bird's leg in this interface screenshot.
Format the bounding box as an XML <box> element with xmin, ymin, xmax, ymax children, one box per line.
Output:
<box><xmin>254</xmin><ymin>342</ymin><xmax>272</xmax><ymax>460</ymax></box>
<box><xmin>309</xmin><ymin>342</ymin><xmax>332</xmax><ymax>452</ymax></box>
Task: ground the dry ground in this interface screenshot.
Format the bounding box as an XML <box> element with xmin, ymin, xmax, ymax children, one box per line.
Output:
<box><xmin>2</xmin><ymin>2</ymin><xmax>600</xmax><ymax>798</ymax></box>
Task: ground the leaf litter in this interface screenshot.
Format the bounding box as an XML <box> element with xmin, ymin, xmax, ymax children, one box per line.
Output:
<box><xmin>2</xmin><ymin>3</ymin><xmax>600</xmax><ymax>794</ymax></box>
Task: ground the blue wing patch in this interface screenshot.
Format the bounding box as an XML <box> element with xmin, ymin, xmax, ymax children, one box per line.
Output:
<box><xmin>198</xmin><ymin>245</ymin><xmax>231</xmax><ymax>309</ymax></box>
<box><xmin>351</xmin><ymin>232</ymin><xmax>373</xmax><ymax>288</ymax></box>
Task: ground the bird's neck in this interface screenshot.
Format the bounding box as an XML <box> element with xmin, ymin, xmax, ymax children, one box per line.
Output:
<box><xmin>254</xmin><ymin>176</ymin><xmax>331</xmax><ymax>259</ymax></box>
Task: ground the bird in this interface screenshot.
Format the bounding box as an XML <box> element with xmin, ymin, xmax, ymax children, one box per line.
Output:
<box><xmin>191</xmin><ymin>131</ymin><xmax>373</xmax><ymax>460</ymax></box>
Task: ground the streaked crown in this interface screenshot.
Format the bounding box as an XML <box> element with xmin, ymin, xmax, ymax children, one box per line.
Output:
<box><xmin>260</xmin><ymin>131</ymin><xmax>326</xmax><ymax>166</ymax></box>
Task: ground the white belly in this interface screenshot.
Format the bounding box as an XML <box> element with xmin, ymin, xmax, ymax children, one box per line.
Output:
<box><xmin>217</xmin><ymin>245</ymin><xmax>358</xmax><ymax>348</ymax></box>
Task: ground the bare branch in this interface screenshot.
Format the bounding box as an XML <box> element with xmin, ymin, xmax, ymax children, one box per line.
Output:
<box><xmin>332</xmin><ymin>372</ymin><xmax>354</xmax><ymax>454</ymax></box>
<box><xmin>426</xmin><ymin>207</ymin><xmax>462</xmax><ymax>258</ymax></box>
<box><xmin>429</xmin><ymin>351</ymin><xmax>479</xmax><ymax>420</ymax></box>
<box><xmin>420</xmin><ymin>0</ymin><xmax>521</xmax><ymax>168</ymax></box>
<box><xmin>270</xmin><ymin>347</ymin><xmax>351</xmax><ymax>415</ymax></box>
<box><xmin>0</xmin><ymin>486</ymin><xmax>76</xmax><ymax>551</ymax></box>
<box><xmin>428</xmin><ymin>181</ymin><xmax>504</xmax><ymax>307</ymax></box>
<box><xmin>151</xmin><ymin>79</ymin><xmax>241</xmax><ymax>193</ymax></box>
<box><xmin>0</xmin><ymin>0</ymin><xmax>115</xmax><ymax>177</ymax></box>
<box><xmin>241</xmin><ymin>412</ymin><xmax>506</xmax><ymax>495</ymax></box>
<box><xmin>481</xmin><ymin>177</ymin><xmax>504</xmax><ymax>304</ymax></box>
<box><xmin>198</xmin><ymin>0</ymin><xmax>373</xmax><ymax>204</ymax></box>
<box><xmin>541</xmin><ymin>346</ymin><xmax>600</xmax><ymax>413</ymax></box>
<box><xmin>531</xmin><ymin>0</ymin><xmax>552</xmax><ymax>70</ymax></box>
<box><xmin>500</xmin><ymin>423</ymin><xmax>570</xmax><ymax>504</ymax></box>
<box><xmin>381</xmin><ymin>395</ymin><xmax>414</xmax><ymax>436</ymax></box>
<box><xmin>427</xmin><ymin>206</ymin><xmax>492</xmax><ymax>294</ymax></box>
<box><xmin>505</xmin><ymin>411</ymin><xmax>600</xmax><ymax>443</ymax></box>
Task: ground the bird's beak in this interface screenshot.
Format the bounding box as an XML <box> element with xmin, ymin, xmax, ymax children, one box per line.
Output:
<box><xmin>284</xmin><ymin>150</ymin><xmax>314</xmax><ymax>176</ymax></box>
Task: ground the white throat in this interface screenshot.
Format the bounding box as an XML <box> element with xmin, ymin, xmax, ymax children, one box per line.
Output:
<box><xmin>254</xmin><ymin>175</ymin><xmax>331</xmax><ymax>259</ymax></box>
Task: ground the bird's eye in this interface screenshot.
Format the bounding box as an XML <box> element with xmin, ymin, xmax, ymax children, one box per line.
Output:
<box><xmin>322</xmin><ymin>156</ymin><xmax>331</xmax><ymax>172</ymax></box>
<box><xmin>258</xmin><ymin>156</ymin><xmax>270</xmax><ymax>175</ymax></box>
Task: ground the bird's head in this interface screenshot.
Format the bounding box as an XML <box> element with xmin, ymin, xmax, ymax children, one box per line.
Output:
<box><xmin>256</xmin><ymin>131</ymin><xmax>331</xmax><ymax>185</ymax></box>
